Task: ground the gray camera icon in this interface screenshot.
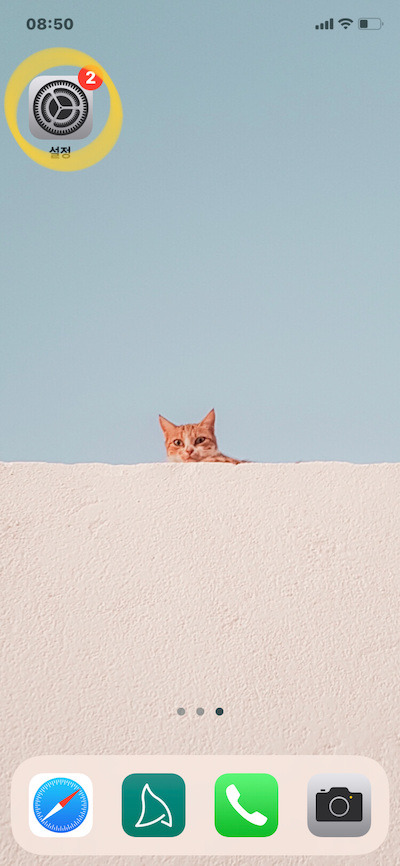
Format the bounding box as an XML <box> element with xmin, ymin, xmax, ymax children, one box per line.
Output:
<box><xmin>316</xmin><ymin>786</ymin><xmax>362</xmax><ymax>822</ymax></box>
<box><xmin>308</xmin><ymin>773</ymin><xmax>371</xmax><ymax>837</ymax></box>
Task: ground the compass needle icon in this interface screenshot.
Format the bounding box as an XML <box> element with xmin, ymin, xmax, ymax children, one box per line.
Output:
<box><xmin>30</xmin><ymin>775</ymin><xmax>92</xmax><ymax>836</ymax></box>
<box><xmin>43</xmin><ymin>788</ymin><xmax>80</xmax><ymax>821</ymax></box>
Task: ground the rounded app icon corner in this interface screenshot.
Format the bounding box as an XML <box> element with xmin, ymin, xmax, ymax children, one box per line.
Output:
<box><xmin>122</xmin><ymin>773</ymin><xmax>186</xmax><ymax>838</ymax></box>
<box><xmin>29</xmin><ymin>773</ymin><xmax>93</xmax><ymax>838</ymax></box>
<box><xmin>307</xmin><ymin>773</ymin><xmax>371</xmax><ymax>838</ymax></box>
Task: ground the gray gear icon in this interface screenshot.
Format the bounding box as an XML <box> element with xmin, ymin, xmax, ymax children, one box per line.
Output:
<box><xmin>34</xmin><ymin>80</ymin><xmax>88</xmax><ymax>136</ymax></box>
<box><xmin>29</xmin><ymin>76</ymin><xmax>93</xmax><ymax>140</ymax></box>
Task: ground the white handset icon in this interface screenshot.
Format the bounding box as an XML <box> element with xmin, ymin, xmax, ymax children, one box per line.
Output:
<box><xmin>225</xmin><ymin>784</ymin><xmax>268</xmax><ymax>826</ymax></box>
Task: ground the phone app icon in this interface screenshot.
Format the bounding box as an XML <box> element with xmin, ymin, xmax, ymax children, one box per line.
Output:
<box><xmin>214</xmin><ymin>773</ymin><xmax>278</xmax><ymax>837</ymax></box>
<box><xmin>122</xmin><ymin>774</ymin><xmax>185</xmax><ymax>837</ymax></box>
<box><xmin>29</xmin><ymin>773</ymin><xmax>93</xmax><ymax>837</ymax></box>
<box><xmin>307</xmin><ymin>773</ymin><xmax>371</xmax><ymax>837</ymax></box>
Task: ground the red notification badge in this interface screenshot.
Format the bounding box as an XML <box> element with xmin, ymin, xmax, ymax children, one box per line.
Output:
<box><xmin>78</xmin><ymin>68</ymin><xmax>103</xmax><ymax>90</ymax></box>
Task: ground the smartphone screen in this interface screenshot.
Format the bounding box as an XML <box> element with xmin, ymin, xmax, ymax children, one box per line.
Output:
<box><xmin>2</xmin><ymin>1</ymin><xmax>398</xmax><ymax>860</ymax></box>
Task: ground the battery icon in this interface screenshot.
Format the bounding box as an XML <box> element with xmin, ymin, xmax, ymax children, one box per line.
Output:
<box><xmin>358</xmin><ymin>18</ymin><xmax>383</xmax><ymax>29</ymax></box>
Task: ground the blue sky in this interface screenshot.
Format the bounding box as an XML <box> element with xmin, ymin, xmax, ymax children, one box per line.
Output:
<box><xmin>1</xmin><ymin>1</ymin><xmax>399</xmax><ymax>463</ymax></box>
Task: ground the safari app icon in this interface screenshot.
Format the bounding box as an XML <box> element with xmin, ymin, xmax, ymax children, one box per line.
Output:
<box><xmin>29</xmin><ymin>773</ymin><xmax>93</xmax><ymax>837</ymax></box>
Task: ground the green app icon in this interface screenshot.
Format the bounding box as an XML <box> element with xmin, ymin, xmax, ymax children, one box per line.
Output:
<box><xmin>122</xmin><ymin>773</ymin><xmax>185</xmax><ymax>837</ymax></box>
<box><xmin>214</xmin><ymin>773</ymin><xmax>278</xmax><ymax>837</ymax></box>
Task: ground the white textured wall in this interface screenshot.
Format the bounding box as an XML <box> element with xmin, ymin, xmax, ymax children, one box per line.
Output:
<box><xmin>1</xmin><ymin>462</ymin><xmax>399</xmax><ymax>865</ymax></box>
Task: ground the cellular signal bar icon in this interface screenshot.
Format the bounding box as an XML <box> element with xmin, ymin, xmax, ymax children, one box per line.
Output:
<box><xmin>315</xmin><ymin>18</ymin><xmax>334</xmax><ymax>30</ymax></box>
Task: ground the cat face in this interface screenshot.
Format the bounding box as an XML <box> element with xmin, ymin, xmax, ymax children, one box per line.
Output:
<box><xmin>159</xmin><ymin>409</ymin><xmax>218</xmax><ymax>462</ymax></box>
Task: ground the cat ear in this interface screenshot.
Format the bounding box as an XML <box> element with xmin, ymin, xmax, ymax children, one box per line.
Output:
<box><xmin>159</xmin><ymin>414</ymin><xmax>176</xmax><ymax>435</ymax></box>
<box><xmin>200</xmin><ymin>408</ymin><xmax>215</xmax><ymax>429</ymax></box>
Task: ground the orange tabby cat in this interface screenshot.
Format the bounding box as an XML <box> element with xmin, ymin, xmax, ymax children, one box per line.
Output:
<box><xmin>159</xmin><ymin>409</ymin><xmax>246</xmax><ymax>464</ymax></box>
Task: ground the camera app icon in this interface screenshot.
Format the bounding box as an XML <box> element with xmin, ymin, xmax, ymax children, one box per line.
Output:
<box><xmin>316</xmin><ymin>786</ymin><xmax>362</xmax><ymax>822</ymax></box>
<box><xmin>308</xmin><ymin>774</ymin><xmax>371</xmax><ymax>837</ymax></box>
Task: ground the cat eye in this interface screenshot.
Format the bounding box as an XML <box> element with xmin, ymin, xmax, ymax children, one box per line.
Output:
<box><xmin>195</xmin><ymin>437</ymin><xmax>206</xmax><ymax>445</ymax></box>
<box><xmin>173</xmin><ymin>439</ymin><xmax>183</xmax><ymax>446</ymax></box>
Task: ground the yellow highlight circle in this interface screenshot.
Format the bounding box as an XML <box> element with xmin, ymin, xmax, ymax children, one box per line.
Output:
<box><xmin>4</xmin><ymin>48</ymin><xmax>123</xmax><ymax>171</ymax></box>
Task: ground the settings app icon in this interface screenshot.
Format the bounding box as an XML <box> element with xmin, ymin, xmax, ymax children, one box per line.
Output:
<box><xmin>29</xmin><ymin>76</ymin><xmax>93</xmax><ymax>140</ymax></box>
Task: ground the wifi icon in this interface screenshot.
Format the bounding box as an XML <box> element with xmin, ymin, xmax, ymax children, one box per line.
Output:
<box><xmin>338</xmin><ymin>18</ymin><xmax>353</xmax><ymax>28</ymax></box>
